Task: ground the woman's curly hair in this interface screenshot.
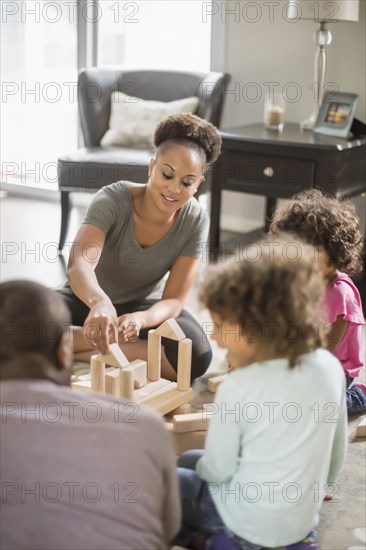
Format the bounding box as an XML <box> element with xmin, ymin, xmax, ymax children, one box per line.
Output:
<box><xmin>269</xmin><ymin>189</ymin><xmax>364</xmax><ymax>275</ymax></box>
<box><xmin>198</xmin><ymin>235</ymin><xmax>326</xmax><ymax>368</ymax></box>
<box><xmin>154</xmin><ymin>112</ymin><xmax>221</xmax><ymax>164</ymax></box>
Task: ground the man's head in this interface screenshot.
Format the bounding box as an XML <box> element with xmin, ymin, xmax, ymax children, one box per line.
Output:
<box><xmin>0</xmin><ymin>280</ymin><xmax>72</xmax><ymax>383</ymax></box>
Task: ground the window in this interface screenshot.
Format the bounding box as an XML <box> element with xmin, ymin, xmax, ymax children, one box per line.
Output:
<box><xmin>1</xmin><ymin>0</ymin><xmax>214</xmax><ymax>191</ymax></box>
<box><xmin>1</xmin><ymin>1</ymin><xmax>77</xmax><ymax>190</ymax></box>
<box><xmin>98</xmin><ymin>1</ymin><xmax>212</xmax><ymax>72</ymax></box>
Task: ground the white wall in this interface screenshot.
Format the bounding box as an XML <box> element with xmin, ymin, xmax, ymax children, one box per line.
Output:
<box><xmin>217</xmin><ymin>0</ymin><xmax>366</xmax><ymax>232</ymax></box>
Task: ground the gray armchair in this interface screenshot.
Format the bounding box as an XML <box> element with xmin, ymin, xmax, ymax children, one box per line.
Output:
<box><xmin>58</xmin><ymin>68</ymin><xmax>231</xmax><ymax>251</ymax></box>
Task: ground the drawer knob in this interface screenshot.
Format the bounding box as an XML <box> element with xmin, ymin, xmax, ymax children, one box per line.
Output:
<box><xmin>263</xmin><ymin>166</ymin><xmax>274</xmax><ymax>177</ymax></box>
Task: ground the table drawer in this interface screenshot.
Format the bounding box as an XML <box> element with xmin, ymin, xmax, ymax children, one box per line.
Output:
<box><xmin>219</xmin><ymin>152</ymin><xmax>315</xmax><ymax>196</ymax></box>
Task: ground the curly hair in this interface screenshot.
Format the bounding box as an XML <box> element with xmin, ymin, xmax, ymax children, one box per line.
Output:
<box><xmin>153</xmin><ymin>112</ymin><xmax>221</xmax><ymax>164</ymax></box>
<box><xmin>198</xmin><ymin>235</ymin><xmax>326</xmax><ymax>368</ymax></box>
<box><xmin>269</xmin><ymin>189</ymin><xmax>364</xmax><ymax>275</ymax></box>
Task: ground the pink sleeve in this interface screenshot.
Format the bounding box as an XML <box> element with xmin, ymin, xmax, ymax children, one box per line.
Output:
<box><xmin>324</xmin><ymin>281</ymin><xmax>365</xmax><ymax>325</ymax></box>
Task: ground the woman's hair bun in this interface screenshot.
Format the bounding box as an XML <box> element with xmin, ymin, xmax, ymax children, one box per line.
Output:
<box><xmin>154</xmin><ymin>112</ymin><xmax>222</xmax><ymax>164</ymax></box>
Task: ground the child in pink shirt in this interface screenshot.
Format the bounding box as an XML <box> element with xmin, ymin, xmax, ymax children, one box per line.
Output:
<box><xmin>270</xmin><ymin>189</ymin><xmax>366</xmax><ymax>414</ymax></box>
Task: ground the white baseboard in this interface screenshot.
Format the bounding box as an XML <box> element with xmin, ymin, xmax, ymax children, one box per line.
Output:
<box><xmin>0</xmin><ymin>182</ymin><xmax>59</xmax><ymax>202</ymax></box>
<box><xmin>220</xmin><ymin>213</ymin><xmax>263</xmax><ymax>233</ymax></box>
<box><xmin>0</xmin><ymin>183</ymin><xmax>92</xmax><ymax>208</ymax></box>
<box><xmin>203</xmin><ymin>191</ymin><xmax>263</xmax><ymax>233</ymax></box>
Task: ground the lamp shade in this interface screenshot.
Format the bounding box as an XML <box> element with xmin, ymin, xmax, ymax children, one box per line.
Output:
<box><xmin>287</xmin><ymin>0</ymin><xmax>359</xmax><ymax>22</ymax></box>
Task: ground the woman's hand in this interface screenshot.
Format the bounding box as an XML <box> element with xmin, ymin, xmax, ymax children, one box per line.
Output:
<box><xmin>118</xmin><ymin>312</ymin><xmax>145</xmax><ymax>343</ymax></box>
<box><xmin>67</xmin><ymin>224</ymin><xmax>117</xmax><ymax>355</ymax></box>
<box><xmin>83</xmin><ymin>300</ymin><xmax>118</xmax><ymax>355</ymax></box>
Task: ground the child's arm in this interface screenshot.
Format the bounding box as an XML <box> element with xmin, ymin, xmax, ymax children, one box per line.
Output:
<box><xmin>196</xmin><ymin>383</ymin><xmax>241</xmax><ymax>484</ymax></box>
<box><xmin>324</xmin><ymin>314</ymin><xmax>348</xmax><ymax>353</ymax></box>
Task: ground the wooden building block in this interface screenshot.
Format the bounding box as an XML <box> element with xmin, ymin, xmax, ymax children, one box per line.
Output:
<box><xmin>356</xmin><ymin>417</ymin><xmax>366</xmax><ymax>438</ymax></box>
<box><xmin>120</xmin><ymin>366</ymin><xmax>134</xmax><ymax>400</ymax></box>
<box><xmin>105</xmin><ymin>368</ymin><xmax>120</xmax><ymax>397</ymax></box>
<box><xmin>172</xmin><ymin>412</ymin><xmax>212</xmax><ymax>433</ymax></box>
<box><xmin>71</xmin><ymin>380</ymin><xmax>92</xmax><ymax>392</ymax></box>
<box><xmin>208</xmin><ymin>374</ymin><xmax>228</xmax><ymax>392</ymax></box>
<box><xmin>140</xmin><ymin>385</ymin><xmax>193</xmax><ymax>416</ymax></box>
<box><xmin>134</xmin><ymin>378</ymin><xmax>172</xmax><ymax>400</ymax></box>
<box><xmin>91</xmin><ymin>356</ymin><xmax>105</xmax><ymax>392</ymax></box>
<box><xmin>72</xmin><ymin>373</ymin><xmax>91</xmax><ymax>383</ymax></box>
<box><xmin>177</xmin><ymin>338</ymin><xmax>192</xmax><ymax>391</ymax></box>
<box><xmin>174</xmin><ymin>430</ymin><xmax>207</xmax><ymax>455</ymax></box>
<box><xmin>138</xmin><ymin>381</ymin><xmax>177</xmax><ymax>403</ymax></box>
<box><xmin>95</xmin><ymin>343</ymin><xmax>129</xmax><ymax>368</ymax></box>
<box><xmin>154</xmin><ymin>319</ymin><xmax>186</xmax><ymax>341</ymax></box>
<box><xmin>165</xmin><ymin>423</ymin><xmax>206</xmax><ymax>455</ymax></box>
<box><xmin>168</xmin><ymin>403</ymin><xmax>192</xmax><ymax>416</ymax></box>
<box><xmin>147</xmin><ymin>330</ymin><xmax>161</xmax><ymax>381</ymax></box>
<box><xmin>76</xmin><ymin>373</ymin><xmax>92</xmax><ymax>382</ymax></box>
<box><xmin>129</xmin><ymin>359</ymin><xmax>147</xmax><ymax>388</ymax></box>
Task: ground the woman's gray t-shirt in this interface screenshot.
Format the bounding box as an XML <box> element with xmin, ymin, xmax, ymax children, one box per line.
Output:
<box><xmin>82</xmin><ymin>181</ymin><xmax>209</xmax><ymax>305</ymax></box>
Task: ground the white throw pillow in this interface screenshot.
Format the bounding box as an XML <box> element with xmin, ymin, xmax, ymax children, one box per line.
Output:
<box><xmin>100</xmin><ymin>92</ymin><xmax>200</xmax><ymax>148</ymax></box>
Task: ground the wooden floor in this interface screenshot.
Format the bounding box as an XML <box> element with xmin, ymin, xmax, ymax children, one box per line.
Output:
<box><xmin>1</xmin><ymin>191</ymin><xmax>365</xmax><ymax>309</ymax></box>
<box><xmin>0</xmin><ymin>193</ymin><xmax>90</xmax><ymax>287</ymax></box>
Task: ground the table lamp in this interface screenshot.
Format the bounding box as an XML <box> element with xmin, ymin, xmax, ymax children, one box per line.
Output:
<box><xmin>287</xmin><ymin>0</ymin><xmax>359</xmax><ymax>130</ymax></box>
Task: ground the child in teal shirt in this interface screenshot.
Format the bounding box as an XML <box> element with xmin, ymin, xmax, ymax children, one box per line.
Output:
<box><xmin>175</xmin><ymin>235</ymin><xmax>347</xmax><ymax>550</ymax></box>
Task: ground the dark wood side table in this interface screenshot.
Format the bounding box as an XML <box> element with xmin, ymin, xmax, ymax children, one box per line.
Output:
<box><xmin>209</xmin><ymin>123</ymin><xmax>366</xmax><ymax>302</ymax></box>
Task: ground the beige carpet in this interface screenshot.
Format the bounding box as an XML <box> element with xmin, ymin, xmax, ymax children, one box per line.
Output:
<box><xmin>318</xmin><ymin>413</ymin><xmax>366</xmax><ymax>550</ymax></box>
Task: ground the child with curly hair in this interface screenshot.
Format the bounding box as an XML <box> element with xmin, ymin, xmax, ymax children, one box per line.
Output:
<box><xmin>175</xmin><ymin>236</ymin><xmax>347</xmax><ymax>550</ymax></box>
<box><xmin>270</xmin><ymin>189</ymin><xmax>366</xmax><ymax>414</ymax></box>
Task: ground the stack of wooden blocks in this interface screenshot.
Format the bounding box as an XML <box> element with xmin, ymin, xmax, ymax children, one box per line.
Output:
<box><xmin>72</xmin><ymin>319</ymin><xmax>193</xmax><ymax>416</ymax></box>
<box><xmin>71</xmin><ymin>318</ymin><xmax>231</xmax><ymax>453</ymax></box>
<box><xmin>165</xmin><ymin>372</ymin><xmax>228</xmax><ymax>454</ymax></box>
<box><xmin>165</xmin><ymin>405</ymin><xmax>211</xmax><ymax>455</ymax></box>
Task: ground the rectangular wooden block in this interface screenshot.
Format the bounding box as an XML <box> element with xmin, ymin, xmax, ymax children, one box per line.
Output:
<box><xmin>177</xmin><ymin>338</ymin><xmax>192</xmax><ymax>391</ymax></box>
<box><xmin>140</xmin><ymin>386</ymin><xmax>193</xmax><ymax>416</ymax></box>
<box><xmin>91</xmin><ymin>356</ymin><xmax>105</xmax><ymax>393</ymax></box>
<box><xmin>165</xmin><ymin>423</ymin><xmax>207</xmax><ymax>455</ymax></box>
<box><xmin>105</xmin><ymin>368</ymin><xmax>120</xmax><ymax>397</ymax></box>
<box><xmin>147</xmin><ymin>330</ymin><xmax>161</xmax><ymax>381</ymax></box>
<box><xmin>120</xmin><ymin>366</ymin><xmax>134</xmax><ymax>400</ymax></box>
<box><xmin>138</xmin><ymin>381</ymin><xmax>177</xmax><ymax>403</ymax></box>
<box><xmin>172</xmin><ymin>412</ymin><xmax>212</xmax><ymax>433</ymax></box>
<box><xmin>71</xmin><ymin>380</ymin><xmax>92</xmax><ymax>392</ymax></box>
<box><xmin>129</xmin><ymin>359</ymin><xmax>147</xmax><ymax>389</ymax></box>
<box><xmin>134</xmin><ymin>378</ymin><xmax>172</xmax><ymax>400</ymax></box>
<box><xmin>95</xmin><ymin>343</ymin><xmax>129</xmax><ymax>368</ymax></box>
<box><xmin>154</xmin><ymin>319</ymin><xmax>186</xmax><ymax>341</ymax></box>
<box><xmin>174</xmin><ymin>430</ymin><xmax>207</xmax><ymax>455</ymax></box>
<box><xmin>71</xmin><ymin>372</ymin><xmax>91</xmax><ymax>382</ymax></box>
<box><xmin>168</xmin><ymin>403</ymin><xmax>192</xmax><ymax>416</ymax></box>
<box><xmin>356</xmin><ymin>417</ymin><xmax>366</xmax><ymax>438</ymax></box>
<box><xmin>208</xmin><ymin>374</ymin><xmax>228</xmax><ymax>392</ymax></box>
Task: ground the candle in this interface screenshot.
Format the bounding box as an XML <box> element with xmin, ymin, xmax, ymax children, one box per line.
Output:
<box><xmin>264</xmin><ymin>94</ymin><xmax>286</xmax><ymax>131</ymax></box>
<box><xmin>267</xmin><ymin>106</ymin><xmax>285</xmax><ymax>127</ymax></box>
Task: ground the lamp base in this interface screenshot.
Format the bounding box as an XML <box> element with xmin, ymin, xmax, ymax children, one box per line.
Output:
<box><xmin>300</xmin><ymin>114</ymin><xmax>317</xmax><ymax>131</ymax></box>
<box><xmin>300</xmin><ymin>22</ymin><xmax>332</xmax><ymax>133</ymax></box>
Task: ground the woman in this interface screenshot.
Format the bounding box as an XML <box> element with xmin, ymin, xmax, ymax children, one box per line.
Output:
<box><xmin>60</xmin><ymin>113</ymin><xmax>222</xmax><ymax>382</ymax></box>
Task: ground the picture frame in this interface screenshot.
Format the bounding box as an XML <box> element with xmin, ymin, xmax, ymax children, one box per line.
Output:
<box><xmin>314</xmin><ymin>91</ymin><xmax>359</xmax><ymax>138</ymax></box>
